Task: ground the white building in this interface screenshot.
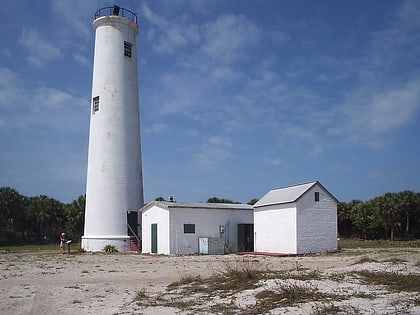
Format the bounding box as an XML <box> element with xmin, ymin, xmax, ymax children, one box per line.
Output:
<box><xmin>82</xmin><ymin>6</ymin><xmax>143</xmax><ymax>252</ymax></box>
<box><xmin>253</xmin><ymin>181</ymin><xmax>338</xmax><ymax>254</ymax></box>
<box><xmin>142</xmin><ymin>201</ymin><xmax>254</xmax><ymax>255</ymax></box>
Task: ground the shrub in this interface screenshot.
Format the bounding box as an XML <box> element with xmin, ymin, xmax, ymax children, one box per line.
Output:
<box><xmin>103</xmin><ymin>244</ymin><xmax>118</xmax><ymax>253</ymax></box>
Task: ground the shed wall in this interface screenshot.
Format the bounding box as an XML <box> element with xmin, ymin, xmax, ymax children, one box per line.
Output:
<box><xmin>141</xmin><ymin>206</ymin><xmax>170</xmax><ymax>254</ymax></box>
<box><xmin>254</xmin><ymin>203</ymin><xmax>297</xmax><ymax>254</ymax></box>
<box><xmin>296</xmin><ymin>184</ymin><xmax>337</xmax><ymax>254</ymax></box>
<box><xmin>169</xmin><ymin>208</ymin><xmax>253</xmax><ymax>255</ymax></box>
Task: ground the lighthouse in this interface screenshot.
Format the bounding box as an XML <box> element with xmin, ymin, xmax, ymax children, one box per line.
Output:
<box><xmin>82</xmin><ymin>6</ymin><xmax>144</xmax><ymax>252</ymax></box>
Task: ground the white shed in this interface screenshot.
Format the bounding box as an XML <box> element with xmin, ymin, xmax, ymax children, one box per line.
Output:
<box><xmin>253</xmin><ymin>181</ymin><xmax>338</xmax><ymax>255</ymax></box>
<box><xmin>141</xmin><ymin>201</ymin><xmax>254</xmax><ymax>255</ymax></box>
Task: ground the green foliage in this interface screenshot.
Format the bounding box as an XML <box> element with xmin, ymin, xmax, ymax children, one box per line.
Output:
<box><xmin>0</xmin><ymin>186</ymin><xmax>85</xmax><ymax>245</ymax></box>
<box><xmin>103</xmin><ymin>244</ymin><xmax>118</xmax><ymax>253</ymax></box>
<box><xmin>338</xmin><ymin>191</ymin><xmax>420</xmax><ymax>240</ymax></box>
<box><xmin>247</xmin><ymin>198</ymin><xmax>259</xmax><ymax>205</ymax></box>
<box><xmin>207</xmin><ymin>196</ymin><xmax>240</xmax><ymax>204</ymax></box>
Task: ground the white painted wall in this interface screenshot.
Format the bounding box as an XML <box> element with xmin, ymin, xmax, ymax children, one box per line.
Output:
<box><xmin>82</xmin><ymin>13</ymin><xmax>143</xmax><ymax>252</ymax></box>
<box><xmin>142</xmin><ymin>205</ymin><xmax>170</xmax><ymax>254</ymax></box>
<box><xmin>296</xmin><ymin>184</ymin><xmax>337</xmax><ymax>254</ymax></box>
<box><xmin>141</xmin><ymin>203</ymin><xmax>253</xmax><ymax>255</ymax></box>
<box><xmin>169</xmin><ymin>208</ymin><xmax>253</xmax><ymax>255</ymax></box>
<box><xmin>254</xmin><ymin>183</ymin><xmax>338</xmax><ymax>255</ymax></box>
<box><xmin>254</xmin><ymin>203</ymin><xmax>297</xmax><ymax>254</ymax></box>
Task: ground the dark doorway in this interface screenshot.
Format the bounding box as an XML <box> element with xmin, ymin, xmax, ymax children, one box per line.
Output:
<box><xmin>237</xmin><ymin>224</ymin><xmax>254</xmax><ymax>252</ymax></box>
<box><xmin>127</xmin><ymin>211</ymin><xmax>138</xmax><ymax>237</ymax></box>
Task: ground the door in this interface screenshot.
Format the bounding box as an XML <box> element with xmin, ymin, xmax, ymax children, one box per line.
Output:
<box><xmin>151</xmin><ymin>223</ymin><xmax>157</xmax><ymax>254</ymax></box>
<box><xmin>237</xmin><ymin>224</ymin><xmax>254</xmax><ymax>252</ymax></box>
<box><xmin>127</xmin><ymin>211</ymin><xmax>138</xmax><ymax>237</ymax></box>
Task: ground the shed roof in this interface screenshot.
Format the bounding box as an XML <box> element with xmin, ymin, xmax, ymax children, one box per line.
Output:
<box><xmin>141</xmin><ymin>201</ymin><xmax>253</xmax><ymax>212</ymax></box>
<box><xmin>253</xmin><ymin>181</ymin><xmax>337</xmax><ymax>208</ymax></box>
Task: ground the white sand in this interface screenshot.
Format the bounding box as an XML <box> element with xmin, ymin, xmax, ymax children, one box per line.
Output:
<box><xmin>0</xmin><ymin>247</ymin><xmax>419</xmax><ymax>314</ymax></box>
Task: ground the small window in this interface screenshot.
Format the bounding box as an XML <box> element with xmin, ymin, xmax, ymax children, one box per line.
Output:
<box><xmin>92</xmin><ymin>96</ymin><xmax>99</xmax><ymax>113</ymax></box>
<box><xmin>314</xmin><ymin>192</ymin><xmax>320</xmax><ymax>202</ymax></box>
<box><xmin>124</xmin><ymin>41</ymin><xmax>132</xmax><ymax>58</ymax></box>
<box><xmin>183</xmin><ymin>224</ymin><xmax>195</xmax><ymax>234</ymax></box>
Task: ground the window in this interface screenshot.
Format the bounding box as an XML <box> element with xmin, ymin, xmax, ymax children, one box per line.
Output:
<box><xmin>124</xmin><ymin>41</ymin><xmax>132</xmax><ymax>58</ymax></box>
<box><xmin>183</xmin><ymin>224</ymin><xmax>195</xmax><ymax>234</ymax></box>
<box><xmin>92</xmin><ymin>96</ymin><xmax>99</xmax><ymax>113</ymax></box>
<box><xmin>314</xmin><ymin>192</ymin><xmax>320</xmax><ymax>202</ymax></box>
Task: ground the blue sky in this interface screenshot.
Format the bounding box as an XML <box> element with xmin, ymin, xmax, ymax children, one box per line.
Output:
<box><xmin>1</xmin><ymin>0</ymin><xmax>420</xmax><ymax>204</ymax></box>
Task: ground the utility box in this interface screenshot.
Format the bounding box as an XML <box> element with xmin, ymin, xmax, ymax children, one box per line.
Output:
<box><xmin>199</xmin><ymin>237</ymin><xmax>224</xmax><ymax>255</ymax></box>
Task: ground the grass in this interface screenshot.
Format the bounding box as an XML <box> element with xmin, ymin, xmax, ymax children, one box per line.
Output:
<box><xmin>339</xmin><ymin>239</ymin><xmax>420</xmax><ymax>249</ymax></box>
<box><xmin>357</xmin><ymin>270</ymin><xmax>420</xmax><ymax>292</ymax></box>
<box><xmin>0</xmin><ymin>242</ymin><xmax>82</xmax><ymax>252</ymax></box>
<box><xmin>138</xmin><ymin>257</ymin><xmax>341</xmax><ymax>314</ymax></box>
<box><xmin>352</xmin><ymin>256</ymin><xmax>378</xmax><ymax>265</ymax></box>
<box><xmin>382</xmin><ymin>257</ymin><xmax>408</xmax><ymax>264</ymax></box>
<box><xmin>131</xmin><ymin>250</ymin><xmax>420</xmax><ymax>314</ymax></box>
<box><xmin>248</xmin><ymin>281</ymin><xmax>341</xmax><ymax>314</ymax></box>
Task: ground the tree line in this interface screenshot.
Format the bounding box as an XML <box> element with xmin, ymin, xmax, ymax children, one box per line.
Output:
<box><xmin>0</xmin><ymin>187</ymin><xmax>85</xmax><ymax>246</ymax></box>
<box><xmin>338</xmin><ymin>191</ymin><xmax>420</xmax><ymax>240</ymax></box>
<box><xmin>1</xmin><ymin>186</ymin><xmax>419</xmax><ymax>246</ymax></box>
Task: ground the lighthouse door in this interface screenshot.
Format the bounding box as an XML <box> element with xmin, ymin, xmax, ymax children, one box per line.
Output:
<box><xmin>127</xmin><ymin>211</ymin><xmax>138</xmax><ymax>237</ymax></box>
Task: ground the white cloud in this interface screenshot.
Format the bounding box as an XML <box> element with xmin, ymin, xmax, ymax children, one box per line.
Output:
<box><xmin>141</xmin><ymin>2</ymin><xmax>200</xmax><ymax>54</ymax></box>
<box><xmin>201</xmin><ymin>14</ymin><xmax>262</xmax><ymax>63</ymax></box>
<box><xmin>211</xmin><ymin>66</ymin><xmax>243</xmax><ymax>82</ymax></box>
<box><xmin>0</xmin><ymin>67</ymin><xmax>88</xmax><ymax>133</ymax></box>
<box><xmin>396</xmin><ymin>0</ymin><xmax>420</xmax><ymax>30</ymax></box>
<box><xmin>2</xmin><ymin>48</ymin><xmax>11</xmax><ymax>58</ymax></box>
<box><xmin>73</xmin><ymin>54</ymin><xmax>90</xmax><ymax>67</ymax></box>
<box><xmin>50</xmin><ymin>0</ymin><xmax>97</xmax><ymax>39</ymax></box>
<box><xmin>145</xmin><ymin>122</ymin><xmax>169</xmax><ymax>134</ymax></box>
<box><xmin>193</xmin><ymin>135</ymin><xmax>234</xmax><ymax>169</ymax></box>
<box><xmin>262</xmin><ymin>157</ymin><xmax>287</xmax><ymax>166</ymax></box>
<box><xmin>19</xmin><ymin>28</ymin><xmax>61</xmax><ymax>66</ymax></box>
<box><xmin>330</xmin><ymin>79</ymin><xmax>420</xmax><ymax>147</ymax></box>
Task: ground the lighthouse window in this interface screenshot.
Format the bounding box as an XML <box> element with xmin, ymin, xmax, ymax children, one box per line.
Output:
<box><xmin>183</xmin><ymin>224</ymin><xmax>195</xmax><ymax>234</ymax></box>
<box><xmin>92</xmin><ymin>96</ymin><xmax>99</xmax><ymax>113</ymax></box>
<box><xmin>124</xmin><ymin>41</ymin><xmax>132</xmax><ymax>58</ymax></box>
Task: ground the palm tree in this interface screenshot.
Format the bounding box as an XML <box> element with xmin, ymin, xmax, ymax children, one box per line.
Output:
<box><xmin>65</xmin><ymin>195</ymin><xmax>86</xmax><ymax>239</ymax></box>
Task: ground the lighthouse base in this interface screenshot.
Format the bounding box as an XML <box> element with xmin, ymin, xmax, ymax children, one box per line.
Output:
<box><xmin>81</xmin><ymin>235</ymin><xmax>131</xmax><ymax>252</ymax></box>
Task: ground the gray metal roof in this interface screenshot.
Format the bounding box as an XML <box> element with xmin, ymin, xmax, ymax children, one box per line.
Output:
<box><xmin>254</xmin><ymin>181</ymin><xmax>330</xmax><ymax>208</ymax></box>
<box><xmin>142</xmin><ymin>201</ymin><xmax>253</xmax><ymax>212</ymax></box>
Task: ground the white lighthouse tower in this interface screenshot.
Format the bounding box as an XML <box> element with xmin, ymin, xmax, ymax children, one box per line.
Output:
<box><xmin>82</xmin><ymin>6</ymin><xmax>144</xmax><ymax>252</ymax></box>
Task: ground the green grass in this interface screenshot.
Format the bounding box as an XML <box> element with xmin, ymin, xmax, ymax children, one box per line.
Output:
<box><xmin>0</xmin><ymin>242</ymin><xmax>82</xmax><ymax>253</ymax></box>
<box><xmin>339</xmin><ymin>239</ymin><xmax>420</xmax><ymax>249</ymax></box>
<box><xmin>357</xmin><ymin>271</ymin><xmax>420</xmax><ymax>292</ymax></box>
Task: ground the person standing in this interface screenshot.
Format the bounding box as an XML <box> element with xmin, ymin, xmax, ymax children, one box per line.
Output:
<box><xmin>60</xmin><ymin>232</ymin><xmax>67</xmax><ymax>254</ymax></box>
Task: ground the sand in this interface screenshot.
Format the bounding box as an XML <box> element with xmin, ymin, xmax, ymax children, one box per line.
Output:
<box><xmin>0</xmin><ymin>247</ymin><xmax>419</xmax><ymax>314</ymax></box>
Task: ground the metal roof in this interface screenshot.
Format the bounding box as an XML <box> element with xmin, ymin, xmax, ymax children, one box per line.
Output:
<box><xmin>142</xmin><ymin>201</ymin><xmax>253</xmax><ymax>212</ymax></box>
<box><xmin>254</xmin><ymin>181</ymin><xmax>336</xmax><ymax>208</ymax></box>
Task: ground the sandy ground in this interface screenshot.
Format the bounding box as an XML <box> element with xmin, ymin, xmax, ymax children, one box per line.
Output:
<box><xmin>0</xmin><ymin>247</ymin><xmax>419</xmax><ymax>314</ymax></box>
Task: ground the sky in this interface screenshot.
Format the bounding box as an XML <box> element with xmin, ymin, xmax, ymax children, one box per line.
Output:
<box><xmin>1</xmin><ymin>0</ymin><xmax>420</xmax><ymax>204</ymax></box>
